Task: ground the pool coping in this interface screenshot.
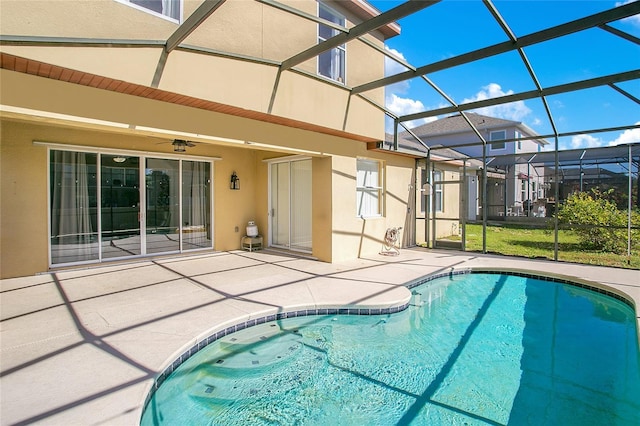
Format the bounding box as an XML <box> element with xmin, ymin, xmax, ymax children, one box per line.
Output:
<box><xmin>141</xmin><ymin>265</ymin><xmax>638</xmax><ymax>420</ymax></box>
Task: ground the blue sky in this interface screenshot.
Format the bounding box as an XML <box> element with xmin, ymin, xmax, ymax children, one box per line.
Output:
<box><xmin>368</xmin><ymin>0</ymin><xmax>640</xmax><ymax>150</ymax></box>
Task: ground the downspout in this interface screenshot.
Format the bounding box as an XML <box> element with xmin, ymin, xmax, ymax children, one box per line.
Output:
<box><xmin>462</xmin><ymin>160</ymin><xmax>467</xmax><ymax>251</ymax></box>
<box><xmin>554</xmin><ymin>135</ymin><xmax>559</xmax><ymax>261</ymax></box>
<box><xmin>482</xmin><ymin>143</ymin><xmax>488</xmax><ymax>253</ymax></box>
<box><xmin>426</xmin><ymin>152</ymin><xmax>431</xmax><ymax>248</ymax></box>
<box><xmin>628</xmin><ymin>144</ymin><xmax>632</xmax><ymax>263</ymax></box>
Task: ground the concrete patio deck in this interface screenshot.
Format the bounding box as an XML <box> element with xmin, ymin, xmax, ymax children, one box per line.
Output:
<box><xmin>1</xmin><ymin>248</ymin><xmax>639</xmax><ymax>425</ymax></box>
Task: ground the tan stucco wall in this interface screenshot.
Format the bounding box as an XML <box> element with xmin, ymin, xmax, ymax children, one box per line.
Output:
<box><xmin>0</xmin><ymin>121</ymin><xmax>50</xmax><ymax>277</ymax></box>
<box><xmin>330</xmin><ymin>155</ymin><xmax>414</xmax><ymax>262</ymax></box>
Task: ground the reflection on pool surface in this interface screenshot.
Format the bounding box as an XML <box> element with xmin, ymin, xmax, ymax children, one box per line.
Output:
<box><xmin>141</xmin><ymin>273</ymin><xmax>640</xmax><ymax>425</ymax></box>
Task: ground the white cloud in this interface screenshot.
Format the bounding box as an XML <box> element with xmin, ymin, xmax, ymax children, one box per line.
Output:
<box><xmin>383</xmin><ymin>46</ymin><xmax>436</xmax><ymax>130</ymax></box>
<box><xmin>616</xmin><ymin>1</ymin><xmax>640</xmax><ymax>26</ymax></box>
<box><xmin>570</xmin><ymin>134</ymin><xmax>603</xmax><ymax>149</ymax></box>
<box><xmin>386</xmin><ymin>93</ymin><xmax>434</xmax><ymax>129</ymax></box>
<box><xmin>608</xmin><ymin>123</ymin><xmax>640</xmax><ymax>146</ymax></box>
<box><xmin>462</xmin><ymin>83</ymin><xmax>532</xmax><ymax>121</ymax></box>
<box><xmin>561</xmin><ymin>124</ymin><xmax>640</xmax><ymax>150</ymax></box>
<box><xmin>384</xmin><ymin>47</ymin><xmax>411</xmax><ymax>95</ymax></box>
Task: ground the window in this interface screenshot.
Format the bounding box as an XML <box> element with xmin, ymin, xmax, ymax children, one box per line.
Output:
<box><xmin>119</xmin><ymin>0</ymin><xmax>181</xmax><ymax>21</ymax></box>
<box><xmin>531</xmin><ymin>181</ymin><xmax>537</xmax><ymax>200</ymax></box>
<box><xmin>490</xmin><ymin>130</ymin><xmax>506</xmax><ymax>150</ymax></box>
<box><xmin>318</xmin><ymin>2</ymin><xmax>346</xmax><ymax>83</ymax></box>
<box><xmin>356</xmin><ymin>159</ymin><xmax>383</xmax><ymax>217</ymax></box>
<box><xmin>433</xmin><ymin>170</ymin><xmax>443</xmax><ymax>212</ymax></box>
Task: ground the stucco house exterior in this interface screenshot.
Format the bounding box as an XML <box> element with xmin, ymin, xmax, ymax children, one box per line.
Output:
<box><xmin>0</xmin><ymin>0</ymin><xmax>435</xmax><ymax>278</ymax></box>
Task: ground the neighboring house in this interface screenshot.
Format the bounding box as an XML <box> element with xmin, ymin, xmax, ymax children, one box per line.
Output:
<box><xmin>0</xmin><ymin>0</ymin><xmax>421</xmax><ymax>278</ymax></box>
<box><xmin>404</xmin><ymin>113</ymin><xmax>550</xmax><ymax>218</ymax></box>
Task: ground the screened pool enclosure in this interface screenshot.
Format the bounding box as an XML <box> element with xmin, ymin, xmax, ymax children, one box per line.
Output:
<box><xmin>7</xmin><ymin>0</ymin><xmax>636</xmax><ymax>268</ymax></box>
<box><xmin>415</xmin><ymin>142</ymin><xmax>639</xmax><ymax>268</ymax></box>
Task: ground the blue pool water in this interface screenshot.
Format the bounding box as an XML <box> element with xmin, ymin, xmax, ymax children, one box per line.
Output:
<box><xmin>141</xmin><ymin>273</ymin><xmax>640</xmax><ymax>425</ymax></box>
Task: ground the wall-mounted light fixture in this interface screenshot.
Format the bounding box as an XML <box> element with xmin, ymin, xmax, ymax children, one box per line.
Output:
<box><xmin>230</xmin><ymin>171</ymin><xmax>240</xmax><ymax>190</ymax></box>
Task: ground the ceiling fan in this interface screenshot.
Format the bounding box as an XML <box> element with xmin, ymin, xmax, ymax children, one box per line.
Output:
<box><xmin>171</xmin><ymin>139</ymin><xmax>196</xmax><ymax>152</ymax></box>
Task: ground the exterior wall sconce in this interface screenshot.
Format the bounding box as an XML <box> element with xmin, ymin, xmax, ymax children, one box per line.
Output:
<box><xmin>230</xmin><ymin>171</ymin><xmax>240</xmax><ymax>190</ymax></box>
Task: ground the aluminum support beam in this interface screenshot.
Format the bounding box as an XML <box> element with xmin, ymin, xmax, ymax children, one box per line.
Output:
<box><xmin>598</xmin><ymin>24</ymin><xmax>640</xmax><ymax>45</ymax></box>
<box><xmin>165</xmin><ymin>0</ymin><xmax>227</xmax><ymax>53</ymax></box>
<box><xmin>399</xmin><ymin>69</ymin><xmax>640</xmax><ymax>123</ymax></box>
<box><xmin>0</xmin><ymin>35</ymin><xmax>164</xmax><ymax>47</ymax></box>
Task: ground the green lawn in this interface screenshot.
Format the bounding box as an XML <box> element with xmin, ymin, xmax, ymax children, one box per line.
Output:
<box><xmin>459</xmin><ymin>224</ymin><xmax>640</xmax><ymax>270</ymax></box>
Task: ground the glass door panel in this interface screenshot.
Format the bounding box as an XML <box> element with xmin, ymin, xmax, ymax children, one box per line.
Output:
<box><xmin>146</xmin><ymin>158</ymin><xmax>180</xmax><ymax>254</ymax></box>
<box><xmin>182</xmin><ymin>161</ymin><xmax>212</xmax><ymax>250</ymax></box>
<box><xmin>101</xmin><ymin>155</ymin><xmax>141</xmax><ymax>258</ymax></box>
<box><xmin>50</xmin><ymin>151</ymin><xmax>99</xmax><ymax>264</ymax></box>
<box><xmin>290</xmin><ymin>160</ymin><xmax>312</xmax><ymax>251</ymax></box>
<box><xmin>270</xmin><ymin>162</ymin><xmax>291</xmax><ymax>247</ymax></box>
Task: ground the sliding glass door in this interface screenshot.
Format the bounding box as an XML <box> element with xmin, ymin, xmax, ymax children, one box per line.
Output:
<box><xmin>269</xmin><ymin>158</ymin><xmax>312</xmax><ymax>252</ymax></box>
<box><xmin>50</xmin><ymin>149</ymin><xmax>213</xmax><ymax>266</ymax></box>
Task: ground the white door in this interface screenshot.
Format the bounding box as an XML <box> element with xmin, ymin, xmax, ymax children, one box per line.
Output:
<box><xmin>269</xmin><ymin>158</ymin><xmax>312</xmax><ymax>252</ymax></box>
<box><xmin>467</xmin><ymin>175</ymin><xmax>478</xmax><ymax>221</ymax></box>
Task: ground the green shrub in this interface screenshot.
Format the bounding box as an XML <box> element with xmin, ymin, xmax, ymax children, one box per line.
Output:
<box><xmin>556</xmin><ymin>189</ymin><xmax>634</xmax><ymax>253</ymax></box>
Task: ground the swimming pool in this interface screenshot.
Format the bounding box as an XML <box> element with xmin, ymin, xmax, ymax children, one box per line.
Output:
<box><xmin>141</xmin><ymin>272</ymin><xmax>640</xmax><ymax>425</ymax></box>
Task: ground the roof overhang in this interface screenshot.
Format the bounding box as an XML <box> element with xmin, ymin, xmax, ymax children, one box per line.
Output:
<box><xmin>0</xmin><ymin>52</ymin><xmax>379</xmax><ymax>145</ymax></box>
<box><xmin>339</xmin><ymin>0</ymin><xmax>401</xmax><ymax>38</ymax></box>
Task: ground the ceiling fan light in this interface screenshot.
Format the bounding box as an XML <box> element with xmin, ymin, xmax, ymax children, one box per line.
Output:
<box><xmin>172</xmin><ymin>139</ymin><xmax>187</xmax><ymax>152</ymax></box>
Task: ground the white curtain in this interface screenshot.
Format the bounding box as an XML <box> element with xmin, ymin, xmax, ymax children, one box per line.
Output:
<box><xmin>51</xmin><ymin>151</ymin><xmax>92</xmax><ymax>241</ymax></box>
<box><xmin>182</xmin><ymin>161</ymin><xmax>210</xmax><ymax>249</ymax></box>
<box><xmin>185</xmin><ymin>161</ymin><xmax>206</xmax><ymax>227</ymax></box>
<box><xmin>51</xmin><ymin>151</ymin><xmax>95</xmax><ymax>263</ymax></box>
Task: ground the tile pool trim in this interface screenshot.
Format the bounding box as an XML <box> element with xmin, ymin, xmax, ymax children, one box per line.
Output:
<box><xmin>141</xmin><ymin>268</ymin><xmax>636</xmax><ymax>416</ymax></box>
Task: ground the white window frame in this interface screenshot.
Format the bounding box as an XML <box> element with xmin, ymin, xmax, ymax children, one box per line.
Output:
<box><xmin>490</xmin><ymin>130</ymin><xmax>506</xmax><ymax>151</ymax></box>
<box><xmin>356</xmin><ymin>158</ymin><xmax>383</xmax><ymax>218</ymax></box>
<box><xmin>116</xmin><ymin>0</ymin><xmax>182</xmax><ymax>23</ymax></box>
<box><xmin>317</xmin><ymin>2</ymin><xmax>346</xmax><ymax>84</ymax></box>
<box><xmin>41</xmin><ymin>142</ymin><xmax>216</xmax><ymax>268</ymax></box>
<box><xmin>433</xmin><ymin>170</ymin><xmax>443</xmax><ymax>213</ymax></box>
